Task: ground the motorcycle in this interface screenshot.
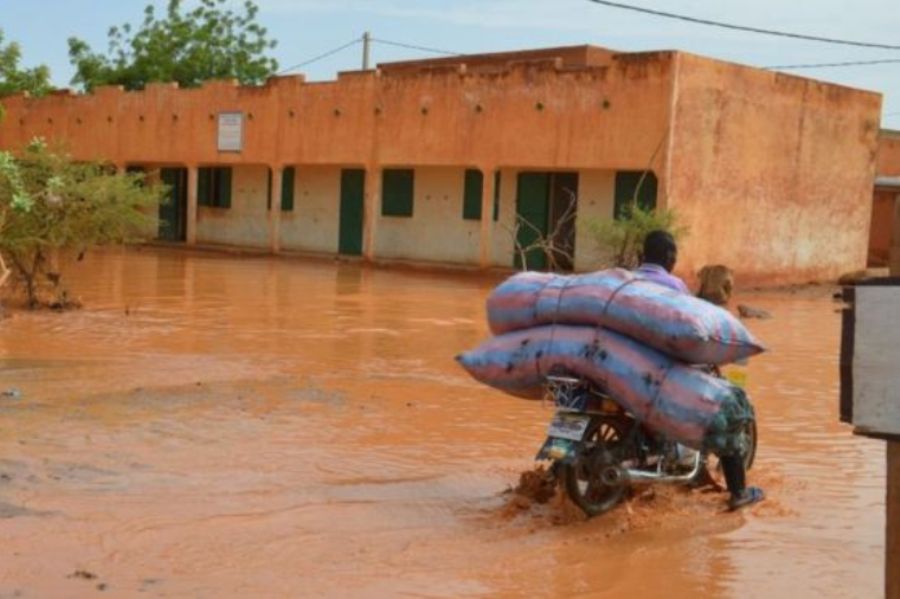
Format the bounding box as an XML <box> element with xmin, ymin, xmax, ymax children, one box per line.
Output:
<box><xmin>536</xmin><ymin>374</ymin><xmax>757</xmax><ymax>517</ymax></box>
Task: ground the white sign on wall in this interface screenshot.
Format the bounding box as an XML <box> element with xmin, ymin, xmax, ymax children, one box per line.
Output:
<box><xmin>217</xmin><ymin>111</ymin><xmax>243</xmax><ymax>152</ymax></box>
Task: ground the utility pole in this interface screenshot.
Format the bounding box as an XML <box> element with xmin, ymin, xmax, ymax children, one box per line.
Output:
<box><xmin>362</xmin><ymin>31</ymin><xmax>371</xmax><ymax>70</ymax></box>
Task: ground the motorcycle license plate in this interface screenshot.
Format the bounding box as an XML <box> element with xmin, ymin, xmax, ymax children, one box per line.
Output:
<box><xmin>547</xmin><ymin>412</ymin><xmax>591</xmax><ymax>441</ymax></box>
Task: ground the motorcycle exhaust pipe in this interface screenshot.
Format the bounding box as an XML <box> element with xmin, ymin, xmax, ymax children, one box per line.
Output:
<box><xmin>619</xmin><ymin>453</ymin><xmax>704</xmax><ymax>484</ymax></box>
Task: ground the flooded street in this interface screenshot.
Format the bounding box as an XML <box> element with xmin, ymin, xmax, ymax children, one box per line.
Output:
<box><xmin>0</xmin><ymin>247</ymin><xmax>885</xmax><ymax>598</ymax></box>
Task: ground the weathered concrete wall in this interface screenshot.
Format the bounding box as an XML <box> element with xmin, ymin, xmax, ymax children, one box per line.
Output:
<box><xmin>870</xmin><ymin>190</ymin><xmax>895</xmax><ymax>266</ymax></box>
<box><xmin>196</xmin><ymin>165</ymin><xmax>270</xmax><ymax>248</ymax></box>
<box><xmin>375</xmin><ymin>167</ymin><xmax>481</xmax><ymax>264</ymax></box>
<box><xmin>0</xmin><ymin>53</ymin><xmax>675</xmax><ymax>173</ymax></box>
<box><xmin>871</xmin><ymin>132</ymin><xmax>900</xmax><ymax>266</ymax></box>
<box><xmin>667</xmin><ymin>53</ymin><xmax>882</xmax><ymax>286</ymax></box>
<box><xmin>573</xmin><ymin>170</ymin><xmax>616</xmax><ymax>271</ymax></box>
<box><xmin>491</xmin><ymin>168</ymin><xmax>518</xmax><ymax>267</ymax></box>
<box><xmin>280</xmin><ymin>165</ymin><xmax>341</xmax><ymax>254</ymax></box>
<box><xmin>877</xmin><ymin>131</ymin><xmax>900</xmax><ymax>176</ymax></box>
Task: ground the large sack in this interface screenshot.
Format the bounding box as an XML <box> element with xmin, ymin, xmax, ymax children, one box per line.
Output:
<box><xmin>486</xmin><ymin>269</ymin><xmax>764</xmax><ymax>365</ymax></box>
<box><xmin>456</xmin><ymin>324</ymin><xmax>751</xmax><ymax>450</ymax></box>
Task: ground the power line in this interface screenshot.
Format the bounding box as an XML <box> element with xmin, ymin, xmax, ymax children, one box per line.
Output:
<box><xmin>277</xmin><ymin>38</ymin><xmax>362</xmax><ymax>74</ymax></box>
<box><xmin>765</xmin><ymin>58</ymin><xmax>900</xmax><ymax>70</ymax></box>
<box><xmin>585</xmin><ymin>0</ymin><xmax>900</xmax><ymax>51</ymax></box>
<box><xmin>371</xmin><ymin>38</ymin><xmax>460</xmax><ymax>56</ymax></box>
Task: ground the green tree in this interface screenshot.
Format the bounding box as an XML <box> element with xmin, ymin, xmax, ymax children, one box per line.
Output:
<box><xmin>584</xmin><ymin>205</ymin><xmax>688</xmax><ymax>269</ymax></box>
<box><xmin>68</xmin><ymin>0</ymin><xmax>278</xmax><ymax>92</ymax></box>
<box><xmin>0</xmin><ymin>139</ymin><xmax>165</xmax><ymax>308</ymax></box>
<box><xmin>0</xmin><ymin>29</ymin><xmax>51</xmax><ymax>122</ymax></box>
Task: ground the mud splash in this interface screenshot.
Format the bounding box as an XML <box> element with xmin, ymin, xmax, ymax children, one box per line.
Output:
<box><xmin>0</xmin><ymin>247</ymin><xmax>885</xmax><ymax>597</ymax></box>
<box><xmin>499</xmin><ymin>464</ymin><xmax>796</xmax><ymax>533</ymax></box>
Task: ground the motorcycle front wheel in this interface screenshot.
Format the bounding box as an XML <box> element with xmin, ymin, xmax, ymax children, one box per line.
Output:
<box><xmin>561</xmin><ymin>416</ymin><xmax>633</xmax><ymax>517</ymax></box>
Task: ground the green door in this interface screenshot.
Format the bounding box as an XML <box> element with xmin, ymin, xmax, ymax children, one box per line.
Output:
<box><xmin>515</xmin><ymin>172</ymin><xmax>551</xmax><ymax>270</ymax></box>
<box><xmin>339</xmin><ymin>169</ymin><xmax>365</xmax><ymax>255</ymax></box>
<box><xmin>159</xmin><ymin>167</ymin><xmax>187</xmax><ymax>241</ymax></box>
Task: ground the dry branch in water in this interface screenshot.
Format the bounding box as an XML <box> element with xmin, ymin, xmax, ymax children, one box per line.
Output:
<box><xmin>503</xmin><ymin>189</ymin><xmax>578</xmax><ymax>271</ymax></box>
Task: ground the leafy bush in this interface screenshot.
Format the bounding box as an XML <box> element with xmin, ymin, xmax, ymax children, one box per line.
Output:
<box><xmin>583</xmin><ymin>203</ymin><xmax>688</xmax><ymax>269</ymax></box>
<box><xmin>0</xmin><ymin>139</ymin><xmax>165</xmax><ymax>307</ymax></box>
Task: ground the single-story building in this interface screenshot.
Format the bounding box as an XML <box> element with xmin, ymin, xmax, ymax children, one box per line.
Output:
<box><xmin>0</xmin><ymin>45</ymin><xmax>883</xmax><ymax>286</ymax></box>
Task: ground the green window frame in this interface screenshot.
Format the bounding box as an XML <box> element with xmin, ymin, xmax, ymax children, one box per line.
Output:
<box><xmin>493</xmin><ymin>170</ymin><xmax>501</xmax><ymax>221</ymax></box>
<box><xmin>267</xmin><ymin>167</ymin><xmax>296</xmax><ymax>211</ymax></box>
<box><xmin>462</xmin><ymin>169</ymin><xmax>483</xmax><ymax>220</ymax></box>
<box><xmin>281</xmin><ymin>167</ymin><xmax>295</xmax><ymax>211</ymax></box>
<box><xmin>613</xmin><ymin>170</ymin><xmax>657</xmax><ymax>220</ymax></box>
<box><xmin>198</xmin><ymin>167</ymin><xmax>232</xmax><ymax>208</ymax></box>
<box><xmin>382</xmin><ymin>169</ymin><xmax>414</xmax><ymax>217</ymax></box>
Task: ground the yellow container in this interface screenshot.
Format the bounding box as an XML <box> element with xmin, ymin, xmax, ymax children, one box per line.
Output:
<box><xmin>722</xmin><ymin>361</ymin><xmax>748</xmax><ymax>389</ymax></box>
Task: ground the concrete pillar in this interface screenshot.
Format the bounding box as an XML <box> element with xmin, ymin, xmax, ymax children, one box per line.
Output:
<box><xmin>186</xmin><ymin>165</ymin><xmax>198</xmax><ymax>245</ymax></box>
<box><xmin>479</xmin><ymin>167</ymin><xmax>496</xmax><ymax>268</ymax></box>
<box><xmin>363</xmin><ymin>165</ymin><xmax>382</xmax><ymax>261</ymax></box>
<box><xmin>269</xmin><ymin>166</ymin><xmax>283</xmax><ymax>253</ymax></box>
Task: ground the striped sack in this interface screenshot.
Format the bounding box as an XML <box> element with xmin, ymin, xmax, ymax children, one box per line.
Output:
<box><xmin>486</xmin><ymin>269</ymin><xmax>764</xmax><ymax>365</ymax></box>
<box><xmin>456</xmin><ymin>324</ymin><xmax>750</xmax><ymax>450</ymax></box>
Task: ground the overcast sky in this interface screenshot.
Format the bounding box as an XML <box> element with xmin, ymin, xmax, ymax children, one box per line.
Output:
<box><xmin>4</xmin><ymin>0</ymin><xmax>900</xmax><ymax>127</ymax></box>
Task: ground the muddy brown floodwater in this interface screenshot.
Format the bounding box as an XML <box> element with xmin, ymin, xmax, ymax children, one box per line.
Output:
<box><xmin>0</xmin><ymin>247</ymin><xmax>885</xmax><ymax>598</ymax></box>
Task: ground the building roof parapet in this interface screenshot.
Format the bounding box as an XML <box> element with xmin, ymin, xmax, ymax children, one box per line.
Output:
<box><xmin>199</xmin><ymin>79</ymin><xmax>238</xmax><ymax>91</ymax></box>
<box><xmin>264</xmin><ymin>74</ymin><xmax>306</xmax><ymax>87</ymax></box>
<box><xmin>337</xmin><ymin>69</ymin><xmax>380</xmax><ymax>81</ymax></box>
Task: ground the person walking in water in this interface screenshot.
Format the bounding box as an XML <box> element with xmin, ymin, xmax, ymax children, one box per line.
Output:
<box><xmin>636</xmin><ymin>230</ymin><xmax>764</xmax><ymax>510</ymax></box>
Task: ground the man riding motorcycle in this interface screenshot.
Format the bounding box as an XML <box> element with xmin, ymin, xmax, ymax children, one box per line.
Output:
<box><xmin>635</xmin><ymin>231</ymin><xmax>764</xmax><ymax>511</ymax></box>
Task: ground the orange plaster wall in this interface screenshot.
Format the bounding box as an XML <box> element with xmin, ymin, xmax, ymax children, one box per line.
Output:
<box><xmin>667</xmin><ymin>53</ymin><xmax>882</xmax><ymax>287</ymax></box>
<box><xmin>0</xmin><ymin>53</ymin><xmax>676</xmax><ymax>175</ymax></box>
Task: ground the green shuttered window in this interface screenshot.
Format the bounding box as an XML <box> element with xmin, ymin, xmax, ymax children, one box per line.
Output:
<box><xmin>281</xmin><ymin>167</ymin><xmax>295</xmax><ymax>211</ymax></box>
<box><xmin>462</xmin><ymin>169</ymin><xmax>483</xmax><ymax>220</ymax></box>
<box><xmin>613</xmin><ymin>171</ymin><xmax>657</xmax><ymax>219</ymax></box>
<box><xmin>268</xmin><ymin>167</ymin><xmax>296</xmax><ymax>211</ymax></box>
<box><xmin>493</xmin><ymin>170</ymin><xmax>500</xmax><ymax>221</ymax></box>
<box><xmin>198</xmin><ymin>167</ymin><xmax>232</xmax><ymax>208</ymax></box>
<box><xmin>382</xmin><ymin>169</ymin><xmax>414</xmax><ymax>217</ymax></box>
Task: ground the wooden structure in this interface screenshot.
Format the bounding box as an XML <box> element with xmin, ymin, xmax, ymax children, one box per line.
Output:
<box><xmin>841</xmin><ymin>280</ymin><xmax>900</xmax><ymax>598</ymax></box>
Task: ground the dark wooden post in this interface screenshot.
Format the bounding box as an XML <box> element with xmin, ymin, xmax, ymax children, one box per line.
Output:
<box><xmin>889</xmin><ymin>442</ymin><xmax>899</xmax><ymax>599</ymax></box>
<box><xmin>889</xmin><ymin>204</ymin><xmax>900</xmax><ymax>599</ymax></box>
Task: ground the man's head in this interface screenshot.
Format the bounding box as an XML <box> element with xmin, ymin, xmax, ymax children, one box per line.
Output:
<box><xmin>642</xmin><ymin>230</ymin><xmax>678</xmax><ymax>272</ymax></box>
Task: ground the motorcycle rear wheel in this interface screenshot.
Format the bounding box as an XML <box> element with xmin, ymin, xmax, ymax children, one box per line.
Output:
<box><xmin>561</xmin><ymin>416</ymin><xmax>632</xmax><ymax>517</ymax></box>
